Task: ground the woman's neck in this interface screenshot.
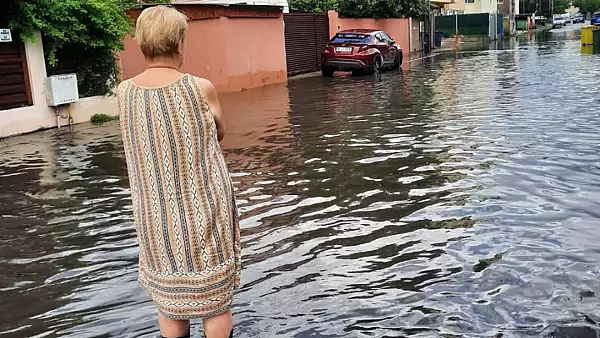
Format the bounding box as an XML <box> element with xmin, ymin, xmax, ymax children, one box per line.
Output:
<box><xmin>130</xmin><ymin>58</ymin><xmax>184</xmax><ymax>88</ymax></box>
<box><xmin>146</xmin><ymin>58</ymin><xmax>181</xmax><ymax>70</ymax></box>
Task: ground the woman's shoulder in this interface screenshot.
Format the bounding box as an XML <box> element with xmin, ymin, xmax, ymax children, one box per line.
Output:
<box><xmin>187</xmin><ymin>75</ymin><xmax>217</xmax><ymax>99</ymax></box>
<box><xmin>185</xmin><ymin>75</ymin><xmax>214</xmax><ymax>91</ymax></box>
<box><xmin>116</xmin><ymin>79</ymin><xmax>132</xmax><ymax>96</ymax></box>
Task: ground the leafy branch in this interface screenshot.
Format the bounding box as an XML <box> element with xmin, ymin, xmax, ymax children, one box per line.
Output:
<box><xmin>290</xmin><ymin>0</ymin><xmax>429</xmax><ymax>18</ymax></box>
<box><xmin>5</xmin><ymin>0</ymin><xmax>168</xmax><ymax>97</ymax></box>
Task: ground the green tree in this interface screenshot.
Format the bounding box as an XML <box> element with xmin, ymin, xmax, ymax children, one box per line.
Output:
<box><xmin>4</xmin><ymin>0</ymin><xmax>167</xmax><ymax>97</ymax></box>
<box><xmin>290</xmin><ymin>0</ymin><xmax>337</xmax><ymax>12</ymax></box>
<box><xmin>520</xmin><ymin>0</ymin><xmax>571</xmax><ymax>15</ymax></box>
<box><xmin>552</xmin><ymin>0</ymin><xmax>570</xmax><ymax>13</ymax></box>
<box><xmin>398</xmin><ymin>0</ymin><xmax>430</xmax><ymax>17</ymax></box>
<box><xmin>573</xmin><ymin>0</ymin><xmax>600</xmax><ymax>13</ymax></box>
<box><xmin>8</xmin><ymin>0</ymin><xmax>131</xmax><ymax>64</ymax></box>
<box><xmin>337</xmin><ymin>0</ymin><xmax>428</xmax><ymax>18</ymax></box>
<box><xmin>290</xmin><ymin>0</ymin><xmax>428</xmax><ymax>16</ymax></box>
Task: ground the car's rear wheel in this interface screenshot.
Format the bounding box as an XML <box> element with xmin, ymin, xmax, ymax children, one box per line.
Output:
<box><xmin>322</xmin><ymin>68</ymin><xmax>334</xmax><ymax>77</ymax></box>
<box><xmin>368</xmin><ymin>56</ymin><xmax>383</xmax><ymax>75</ymax></box>
<box><xmin>394</xmin><ymin>52</ymin><xmax>403</xmax><ymax>70</ymax></box>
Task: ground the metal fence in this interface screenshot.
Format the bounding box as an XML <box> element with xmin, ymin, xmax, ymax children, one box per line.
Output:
<box><xmin>435</xmin><ymin>13</ymin><xmax>503</xmax><ymax>38</ymax></box>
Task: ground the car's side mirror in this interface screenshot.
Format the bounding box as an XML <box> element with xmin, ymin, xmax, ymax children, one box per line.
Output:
<box><xmin>389</xmin><ymin>40</ymin><xmax>395</xmax><ymax>45</ymax></box>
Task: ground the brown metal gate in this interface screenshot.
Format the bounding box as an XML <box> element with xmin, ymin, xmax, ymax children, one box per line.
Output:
<box><xmin>0</xmin><ymin>39</ymin><xmax>32</xmax><ymax>111</ymax></box>
<box><xmin>284</xmin><ymin>13</ymin><xmax>330</xmax><ymax>76</ymax></box>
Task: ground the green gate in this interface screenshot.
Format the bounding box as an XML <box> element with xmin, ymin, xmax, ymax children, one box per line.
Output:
<box><xmin>435</xmin><ymin>13</ymin><xmax>490</xmax><ymax>37</ymax></box>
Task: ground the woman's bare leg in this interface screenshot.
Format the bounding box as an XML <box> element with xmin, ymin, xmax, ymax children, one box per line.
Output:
<box><xmin>203</xmin><ymin>310</ymin><xmax>233</xmax><ymax>338</ymax></box>
<box><xmin>158</xmin><ymin>312</ymin><xmax>190</xmax><ymax>338</ymax></box>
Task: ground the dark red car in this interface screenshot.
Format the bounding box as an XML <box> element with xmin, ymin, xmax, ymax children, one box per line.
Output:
<box><xmin>321</xmin><ymin>29</ymin><xmax>403</xmax><ymax>77</ymax></box>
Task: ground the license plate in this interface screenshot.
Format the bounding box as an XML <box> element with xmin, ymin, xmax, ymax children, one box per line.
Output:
<box><xmin>335</xmin><ymin>47</ymin><xmax>352</xmax><ymax>52</ymax></box>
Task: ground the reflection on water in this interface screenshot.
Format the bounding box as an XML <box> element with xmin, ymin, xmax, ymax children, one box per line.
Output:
<box><xmin>2</xmin><ymin>33</ymin><xmax>600</xmax><ymax>338</ymax></box>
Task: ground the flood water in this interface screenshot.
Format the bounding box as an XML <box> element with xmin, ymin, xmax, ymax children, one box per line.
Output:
<box><xmin>3</xmin><ymin>29</ymin><xmax>600</xmax><ymax>338</ymax></box>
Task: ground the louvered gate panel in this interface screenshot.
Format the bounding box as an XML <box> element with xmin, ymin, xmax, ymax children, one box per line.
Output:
<box><xmin>284</xmin><ymin>13</ymin><xmax>330</xmax><ymax>76</ymax></box>
<box><xmin>0</xmin><ymin>40</ymin><xmax>31</xmax><ymax>110</ymax></box>
<box><xmin>313</xmin><ymin>14</ymin><xmax>330</xmax><ymax>70</ymax></box>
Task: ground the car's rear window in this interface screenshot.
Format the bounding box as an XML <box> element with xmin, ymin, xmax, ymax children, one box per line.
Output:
<box><xmin>594</xmin><ymin>12</ymin><xmax>600</xmax><ymax>17</ymax></box>
<box><xmin>331</xmin><ymin>33</ymin><xmax>372</xmax><ymax>44</ymax></box>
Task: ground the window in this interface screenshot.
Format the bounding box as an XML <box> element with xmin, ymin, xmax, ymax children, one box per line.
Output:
<box><xmin>497</xmin><ymin>0</ymin><xmax>503</xmax><ymax>3</ymax></box>
<box><xmin>374</xmin><ymin>33</ymin><xmax>386</xmax><ymax>43</ymax></box>
<box><xmin>380</xmin><ymin>32</ymin><xmax>393</xmax><ymax>42</ymax></box>
<box><xmin>465</xmin><ymin>0</ymin><xmax>475</xmax><ymax>4</ymax></box>
<box><xmin>331</xmin><ymin>34</ymin><xmax>372</xmax><ymax>44</ymax></box>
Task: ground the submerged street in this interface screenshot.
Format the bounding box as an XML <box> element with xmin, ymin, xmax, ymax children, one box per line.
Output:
<box><xmin>2</xmin><ymin>29</ymin><xmax>600</xmax><ymax>337</ymax></box>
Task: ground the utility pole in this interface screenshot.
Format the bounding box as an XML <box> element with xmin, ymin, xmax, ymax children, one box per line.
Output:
<box><xmin>509</xmin><ymin>0</ymin><xmax>515</xmax><ymax>35</ymax></box>
<box><xmin>455</xmin><ymin>11</ymin><xmax>459</xmax><ymax>46</ymax></box>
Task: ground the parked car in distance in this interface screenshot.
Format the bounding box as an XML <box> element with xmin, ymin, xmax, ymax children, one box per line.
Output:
<box><xmin>592</xmin><ymin>12</ymin><xmax>600</xmax><ymax>25</ymax></box>
<box><xmin>321</xmin><ymin>29</ymin><xmax>403</xmax><ymax>77</ymax></box>
<box><xmin>573</xmin><ymin>13</ymin><xmax>585</xmax><ymax>23</ymax></box>
<box><xmin>552</xmin><ymin>16</ymin><xmax>566</xmax><ymax>28</ymax></box>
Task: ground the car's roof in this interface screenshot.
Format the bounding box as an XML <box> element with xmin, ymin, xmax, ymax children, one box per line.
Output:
<box><xmin>337</xmin><ymin>29</ymin><xmax>379</xmax><ymax>35</ymax></box>
<box><xmin>594</xmin><ymin>11</ymin><xmax>600</xmax><ymax>14</ymax></box>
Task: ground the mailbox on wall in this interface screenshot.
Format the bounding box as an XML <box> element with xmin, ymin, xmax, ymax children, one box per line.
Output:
<box><xmin>46</xmin><ymin>73</ymin><xmax>79</xmax><ymax>107</ymax></box>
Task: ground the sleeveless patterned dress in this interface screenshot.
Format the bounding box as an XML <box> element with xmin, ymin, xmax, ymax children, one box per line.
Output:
<box><xmin>116</xmin><ymin>74</ymin><xmax>241</xmax><ymax>319</ymax></box>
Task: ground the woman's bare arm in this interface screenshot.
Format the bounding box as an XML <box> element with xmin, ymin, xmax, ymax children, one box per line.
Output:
<box><xmin>196</xmin><ymin>78</ymin><xmax>226</xmax><ymax>141</ymax></box>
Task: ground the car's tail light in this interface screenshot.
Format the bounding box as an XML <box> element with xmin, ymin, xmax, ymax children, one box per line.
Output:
<box><xmin>357</xmin><ymin>45</ymin><xmax>372</xmax><ymax>55</ymax></box>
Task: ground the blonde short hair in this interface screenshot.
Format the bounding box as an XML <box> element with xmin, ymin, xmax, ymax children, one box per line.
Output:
<box><xmin>135</xmin><ymin>6</ymin><xmax>188</xmax><ymax>60</ymax></box>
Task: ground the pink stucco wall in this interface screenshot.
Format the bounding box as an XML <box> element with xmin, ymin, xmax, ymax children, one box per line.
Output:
<box><xmin>328</xmin><ymin>11</ymin><xmax>412</xmax><ymax>55</ymax></box>
<box><xmin>120</xmin><ymin>7</ymin><xmax>287</xmax><ymax>93</ymax></box>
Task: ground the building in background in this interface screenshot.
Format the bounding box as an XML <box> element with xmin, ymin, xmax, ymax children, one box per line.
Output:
<box><xmin>498</xmin><ymin>0</ymin><xmax>520</xmax><ymax>17</ymax></box>
<box><xmin>465</xmin><ymin>0</ymin><xmax>499</xmax><ymax>14</ymax></box>
<box><xmin>442</xmin><ymin>0</ymin><xmax>466</xmax><ymax>15</ymax></box>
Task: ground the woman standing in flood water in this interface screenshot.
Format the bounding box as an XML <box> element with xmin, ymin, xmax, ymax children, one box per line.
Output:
<box><xmin>116</xmin><ymin>6</ymin><xmax>240</xmax><ymax>338</ymax></box>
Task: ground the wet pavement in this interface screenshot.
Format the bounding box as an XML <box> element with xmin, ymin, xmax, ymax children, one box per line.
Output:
<box><xmin>2</xmin><ymin>30</ymin><xmax>600</xmax><ymax>338</ymax></box>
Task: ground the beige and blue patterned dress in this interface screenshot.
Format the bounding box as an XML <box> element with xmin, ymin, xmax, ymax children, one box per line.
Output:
<box><xmin>116</xmin><ymin>74</ymin><xmax>241</xmax><ymax>319</ymax></box>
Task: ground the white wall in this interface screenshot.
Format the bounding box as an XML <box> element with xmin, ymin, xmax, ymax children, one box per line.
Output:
<box><xmin>465</xmin><ymin>0</ymin><xmax>498</xmax><ymax>13</ymax></box>
<box><xmin>482</xmin><ymin>0</ymin><xmax>499</xmax><ymax>13</ymax></box>
<box><xmin>566</xmin><ymin>5</ymin><xmax>580</xmax><ymax>15</ymax></box>
<box><xmin>0</xmin><ymin>31</ymin><xmax>117</xmax><ymax>139</ymax></box>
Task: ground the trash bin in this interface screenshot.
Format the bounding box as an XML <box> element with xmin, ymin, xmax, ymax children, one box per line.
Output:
<box><xmin>435</xmin><ymin>31</ymin><xmax>443</xmax><ymax>48</ymax></box>
<box><xmin>581</xmin><ymin>25</ymin><xmax>594</xmax><ymax>46</ymax></box>
<box><xmin>582</xmin><ymin>44</ymin><xmax>594</xmax><ymax>55</ymax></box>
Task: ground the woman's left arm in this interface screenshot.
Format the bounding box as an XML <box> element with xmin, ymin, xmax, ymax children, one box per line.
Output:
<box><xmin>197</xmin><ymin>78</ymin><xmax>226</xmax><ymax>141</ymax></box>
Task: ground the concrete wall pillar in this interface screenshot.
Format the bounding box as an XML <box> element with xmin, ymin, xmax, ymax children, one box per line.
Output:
<box><xmin>328</xmin><ymin>10</ymin><xmax>341</xmax><ymax>39</ymax></box>
<box><xmin>24</xmin><ymin>31</ymin><xmax>48</xmax><ymax>107</ymax></box>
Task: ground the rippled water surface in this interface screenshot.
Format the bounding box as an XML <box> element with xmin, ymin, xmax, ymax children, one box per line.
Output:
<box><xmin>3</xmin><ymin>31</ymin><xmax>600</xmax><ymax>338</ymax></box>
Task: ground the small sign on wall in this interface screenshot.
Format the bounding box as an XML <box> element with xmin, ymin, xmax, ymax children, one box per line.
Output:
<box><xmin>0</xmin><ymin>29</ymin><xmax>13</xmax><ymax>42</ymax></box>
